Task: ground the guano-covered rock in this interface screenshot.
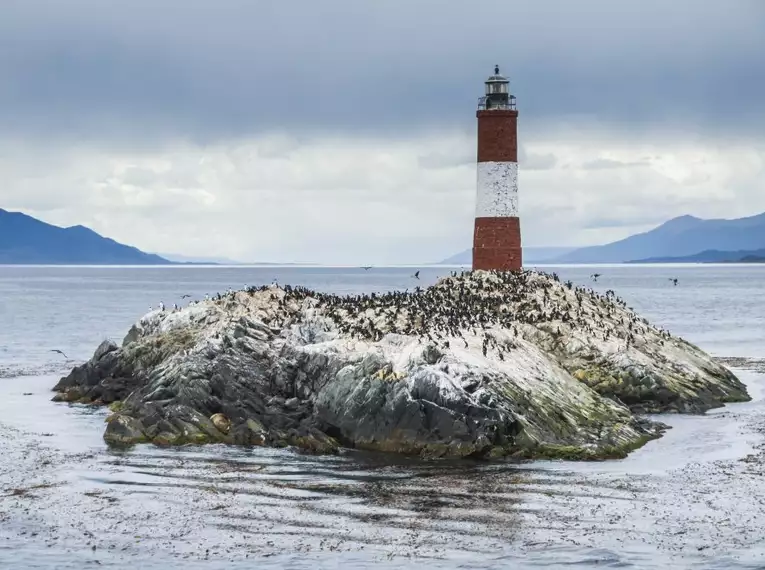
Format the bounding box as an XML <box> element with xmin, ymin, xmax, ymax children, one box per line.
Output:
<box><xmin>52</xmin><ymin>270</ymin><xmax>749</xmax><ymax>460</ymax></box>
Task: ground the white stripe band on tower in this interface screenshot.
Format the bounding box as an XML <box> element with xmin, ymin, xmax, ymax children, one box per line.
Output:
<box><xmin>475</xmin><ymin>161</ymin><xmax>518</xmax><ymax>218</ymax></box>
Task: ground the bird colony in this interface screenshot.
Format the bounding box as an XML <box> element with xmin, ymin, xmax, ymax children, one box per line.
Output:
<box><xmin>53</xmin><ymin>270</ymin><xmax>749</xmax><ymax>461</ymax></box>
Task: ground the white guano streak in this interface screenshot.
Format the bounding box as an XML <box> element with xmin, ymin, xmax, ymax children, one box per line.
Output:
<box><xmin>475</xmin><ymin>161</ymin><xmax>518</xmax><ymax>218</ymax></box>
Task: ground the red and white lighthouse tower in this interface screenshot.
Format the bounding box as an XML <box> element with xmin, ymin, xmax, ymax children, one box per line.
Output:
<box><xmin>472</xmin><ymin>65</ymin><xmax>522</xmax><ymax>271</ymax></box>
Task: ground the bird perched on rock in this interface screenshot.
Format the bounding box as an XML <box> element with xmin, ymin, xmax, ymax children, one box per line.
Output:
<box><xmin>209</xmin><ymin>269</ymin><xmax>658</xmax><ymax>369</ymax></box>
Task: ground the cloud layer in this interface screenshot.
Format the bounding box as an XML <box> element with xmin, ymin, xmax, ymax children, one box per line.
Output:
<box><xmin>5</xmin><ymin>131</ymin><xmax>763</xmax><ymax>264</ymax></box>
<box><xmin>2</xmin><ymin>0</ymin><xmax>764</xmax><ymax>141</ymax></box>
<box><xmin>1</xmin><ymin>0</ymin><xmax>764</xmax><ymax>263</ymax></box>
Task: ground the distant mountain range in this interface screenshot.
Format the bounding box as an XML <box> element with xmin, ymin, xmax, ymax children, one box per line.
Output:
<box><xmin>440</xmin><ymin>213</ymin><xmax>765</xmax><ymax>265</ymax></box>
<box><xmin>439</xmin><ymin>247</ymin><xmax>576</xmax><ymax>265</ymax></box>
<box><xmin>7</xmin><ymin>206</ymin><xmax>765</xmax><ymax>267</ymax></box>
<box><xmin>0</xmin><ymin>208</ymin><xmax>172</xmax><ymax>264</ymax></box>
<box><xmin>156</xmin><ymin>252</ymin><xmax>235</xmax><ymax>265</ymax></box>
<box><xmin>155</xmin><ymin>253</ymin><xmax>319</xmax><ymax>265</ymax></box>
<box><xmin>0</xmin><ymin>209</ymin><xmax>330</xmax><ymax>266</ymax></box>
<box><xmin>630</xmin><ymin>248</ymin><xmax>765</xmax><ymax>264</ymax></box>
<box><xmin>553</xmin><ymin>213</ymin><xmax>765</xmax><ymax>263</ymax></box>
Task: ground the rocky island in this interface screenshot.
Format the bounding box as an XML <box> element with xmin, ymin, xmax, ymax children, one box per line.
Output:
<box><xmin>52</xmin><ymin>270</ymin><xmax>749</xmax><ymax>460</ymax></box>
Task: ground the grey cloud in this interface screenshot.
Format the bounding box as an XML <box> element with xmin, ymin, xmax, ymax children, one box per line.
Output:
<box><xmin>521</xmin><ymin>150</ymin><xmax>558</xmax><ymax>170</ymax></box>
<box><xmin>582</xmin><ymin>158</ymin><xmax>650</xmax><ymax>170</ymax></box>
<box><xmin>0</xmin><ymin>0</ymin><xmax>763</xmax><ymax>143</ymax></box>
<box><xmin>417</xmin><ymin>142</ymin><xmax>474</xmax><ymax>169</ymax></box>
<box><xmin>6</xmin><ymin>133</ymin><xmax>765</xmax><ymax>263</ymax></box>
<box><xmin>121</xmin><ymin>167</ymin><xmax>163</xmax><ymax>187</ymax></box>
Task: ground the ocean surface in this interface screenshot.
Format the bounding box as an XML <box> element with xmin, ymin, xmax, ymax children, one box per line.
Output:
<box><xmin>1</xmin><ymin>264</ymin><xmax>765</xmax><ymax>569</ymax></box>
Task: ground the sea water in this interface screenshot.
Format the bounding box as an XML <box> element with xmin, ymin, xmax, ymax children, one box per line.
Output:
<box><xmin>1</xmin><ymin>264</ymin><xmax>764</xmax><ymax>569</ymax></box>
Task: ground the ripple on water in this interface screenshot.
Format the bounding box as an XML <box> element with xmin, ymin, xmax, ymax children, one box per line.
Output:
<box><xmin>0</xmin><ymin>360</ymin><xmax>74</xmax><ymax>379</ymax></box>
<box><xmin>2</xmin><ymin>372</ymin><xmax>765</xmax><ymax>569</ymax></box>
<box><xmin>2</xmin><ymin>265</ymin><xmax>765</xmax><ymax>568</ymax></box>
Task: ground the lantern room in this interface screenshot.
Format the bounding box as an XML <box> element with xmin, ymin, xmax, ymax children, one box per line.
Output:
<box><xmin>478</xmin><ymin>65</ymin><xmax>517</xmax><ymax>111</ymax></box>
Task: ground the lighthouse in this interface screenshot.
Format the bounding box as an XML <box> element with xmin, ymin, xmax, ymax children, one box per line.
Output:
<box><xmin>472</xmin><ymin>65</ymin><xmax>521</xmax><ymax>271</ymax></box>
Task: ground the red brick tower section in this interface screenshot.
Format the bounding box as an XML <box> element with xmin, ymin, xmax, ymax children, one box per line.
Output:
<box><xmin>472</xmin><ymin>66</ymin><xmax>522</xmax><ymax>271</ymax></box>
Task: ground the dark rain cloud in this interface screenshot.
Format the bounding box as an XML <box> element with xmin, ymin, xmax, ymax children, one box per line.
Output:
<box><xmin>1</xmin><ymin>0</ymin><xmax>764</xmax><ymax>143</ymax></box>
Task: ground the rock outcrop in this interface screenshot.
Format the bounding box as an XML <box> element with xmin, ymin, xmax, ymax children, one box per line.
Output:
<box><xmin>52</xmin><ymin>270</ymin><xmax>749</xmax><ymax>460</ymax></box>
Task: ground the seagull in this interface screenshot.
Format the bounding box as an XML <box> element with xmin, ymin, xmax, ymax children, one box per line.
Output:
<box><xmin>412</xmin><ymin>270</ymin><xmax>420</xmax><ymax>279</ymax></box>
<box><xmin>669</xmin><ymin>278</ymin><xmax>678</xmax><ymax>286</ymax></box>
<box><xmin>50</xmin><ymin>349</ymin><xmax>68</xmax><ymax>359</ymax></box>
<box><xmin>591</xmin><ymin>273</ymin><xmax>602</xmax><ymax>282</ymax></box>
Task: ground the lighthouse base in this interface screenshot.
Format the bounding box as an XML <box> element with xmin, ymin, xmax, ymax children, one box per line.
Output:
<box><xmin>472</xmin><ymin>217</ymin><xmax>522</xmax><ymax>271</ymax></box>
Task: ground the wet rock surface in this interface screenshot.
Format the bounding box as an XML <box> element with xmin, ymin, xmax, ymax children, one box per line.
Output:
<box><xmin>52</xmin><ymin>270</ymin><xmax>749</xmax><ymax>460</ymax></box>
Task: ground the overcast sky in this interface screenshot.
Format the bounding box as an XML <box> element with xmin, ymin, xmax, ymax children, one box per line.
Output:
<box><xmin>2</xmin><ymin>0</ymin><xmax>764</xmax><ymax>263</ymax></box>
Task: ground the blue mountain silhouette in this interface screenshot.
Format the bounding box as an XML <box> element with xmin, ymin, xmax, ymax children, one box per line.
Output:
<box><xmin>0</xmin><ymin>209</ymin><xmax>171</xmax><ymax>264</ymax></box>
<box><xmin>552</xmin><ymin>213</ymin><xmax>765</xmax><ymax>263</ymax></box>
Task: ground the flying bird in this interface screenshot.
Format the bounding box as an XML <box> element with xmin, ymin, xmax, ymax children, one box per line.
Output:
<box><xmin>180</xmin><ymin>294</ymin><xmax>192</xmax><ymax>299</ymax></box>
<box><xmin>669</xmin><ymin>278</ymin><xmax>678</xmax><ymax>286</ymax></box>
<box><xmin>591</xmin><ymin>273</ymin><xmax>602</xmax><ymax>282</ymax></box>
<box><xmin>50</xmin><ymin>349</ymin><xmax>68</xmax><ymax>358</ymax></box>
<box><xmin>412</xmin><ymin>270</ymin><xmax>420</xmax><ymax>279</ymax></box>
<box><xmin>361</xmin><ymin>266</ymin><xmax>372</xmax><ymax>271</ymax></box>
